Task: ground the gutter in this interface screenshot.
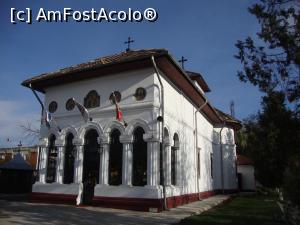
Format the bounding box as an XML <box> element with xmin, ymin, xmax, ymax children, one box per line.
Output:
<box><xmin>29</xmin><ymin>83</ymin><xmax>44</xmax><ymax>181</ymax></box>
<box><xmin>195</xmin><ymin>98</ymin><xmax>208</xmax><ymax>199</ymax></box>
<box><xmin>219</xmin><ymin>121</ymin><xmax>226</xmax><ymax>194</ymax></box>
<box><xmin>151</xmin><ymin>56</ymin><xmax>167</xmax><ymax>210</ymax></box>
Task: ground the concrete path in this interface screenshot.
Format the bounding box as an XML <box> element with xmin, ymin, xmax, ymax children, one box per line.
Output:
<box><xmin>0</xmin><ymin>195</ymin><xmax>230</xmax><ymax>225</ymax></box>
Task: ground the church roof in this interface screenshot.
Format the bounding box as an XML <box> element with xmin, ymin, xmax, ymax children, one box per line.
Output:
<box><xmin>22</xmin><ymin>49</ymin><xmax>167</xmax><ymax>91</ymax></box>
<box><xmin>21</xmin><ymin>48</ymin><xmax>241</xmax><ymax>129</ymax></box>
<box><xmin>214</xmin><ymin>108</ymin><xmax>242</xmax><ymax>130</ymax></box>
<box><xmin>0</xmin><ymin>153</ymin><xmax>34</xmax><ymax>171</ymax></box>
<box><xmin>186</xmin><ymin>71</ymin><xmax>211</xmax><ymax>92</ymax></box>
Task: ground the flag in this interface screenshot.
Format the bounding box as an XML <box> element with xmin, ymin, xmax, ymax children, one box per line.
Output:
<box><xmin>112</xmin><ymin>92</ymin><xmax>123</xmax><ymax>122</ymax></box>
<box><xmin>116</xmin><ymin>105</ymin><xmax>123</xmax><ymax>121</ymax></box>
<box><xmin>45</xmin><ymin>111</ymin><xmax>52</xmax><ymax>128</ymax></box>
<box><xmin>72</xmin><ymin>98</ymin><xmax>89</xmax><ymax>122</ymax></box>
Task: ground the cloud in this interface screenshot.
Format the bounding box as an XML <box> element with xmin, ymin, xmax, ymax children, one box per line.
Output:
<box><xmin>0</xmin><ymin>100</ymin><xmax>40</xmax><ymax>148</ymax></box>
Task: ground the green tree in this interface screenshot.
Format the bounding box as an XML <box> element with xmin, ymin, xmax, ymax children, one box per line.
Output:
<box><xmin>237</xmin><ymin>92</ymin><xmax>300</xmax><ymax>188</ymax></box>
<box><xmin>235</xmin><ymin>0</ymin><xmax>300</xmax><ymax>114</ymax></box>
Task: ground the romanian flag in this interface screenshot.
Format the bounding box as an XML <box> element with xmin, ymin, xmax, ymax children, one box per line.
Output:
<box><xmin>112</xmin><ymin>92</ymin><xmax>123</xmax><ymax>122</ymax></box>
<box><xmin>72</xmin><ymin>98</ymin><xmax>89</xmax><ymax>123</ymax></box>
<box><xmin>116</xmin><ymin>104</ymin><xmax>123</xmax><ymax>121</ymax></box>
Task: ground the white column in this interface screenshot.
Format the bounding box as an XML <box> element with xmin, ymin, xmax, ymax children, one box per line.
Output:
<box><xmin>120</xmin><ymin>135</ymin><xmax>133</xmax><ymax>186</ymax></box>
<box><xmin>73</xmin><ymin>138</ymin><xmax>84</xmax><ymax>183</ymax></box>
<box><xmin>36</xmin><ymin>146</ymin><xmax>40</xmax><ymax>171</ymax></box>
<box><xmin>98</xmin><ymin>135</ymin><xmax>110</xmax><ymax>185</ymax></box>
<box><xmin>175</xmin><ymin>147</ymin><xmax>180</xmax><ymax>186</ymax></box>
<box><xmin>55</xmin><ymin>145</ymin><xmax>65</xmax><ymax>184</ymax></box>
<box><xmin>39</xmin><ymin>146</ymin><xmax>48</xmax><ymax>183</ymax></box>
<box><xmin>164</xmin><ymin>142</ymin><xmax>172</xmax><ymax>186</ymax></box>
<box><xmin>146</xmin><ymin>140</ymin><xmax>160</xmax><ymax>187</ymax></box>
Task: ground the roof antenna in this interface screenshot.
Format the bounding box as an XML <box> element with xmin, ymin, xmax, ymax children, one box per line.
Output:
<box><xmin>124</xmin><ymin>37</ymin><xmax>134</xmax><ymax>52</ymax></box>
<box><xmin>230</xmin><ymin>101</ymin><xmax>235</xmax><ymax>118</ymax></box>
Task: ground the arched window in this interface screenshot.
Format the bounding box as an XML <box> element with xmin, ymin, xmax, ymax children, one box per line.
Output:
<box><xmin>108</xmin><ymin>129</ymin><xmax>122</xmax><ymax>185</ymax></box>
<box><xmin>46</xmin><ymin>134</ymin><xmax>57</xmax><ymax>183</ymax></box>
<box><xmin>63</xmin><ymin>133</ymin><xmax>75</xmax><ymax>184</ymax></box>
<box><xmin>82</xmin><ymin>129</ymin><xmax>100</xmax><ymax>205</ymax></box>
<box><xmin>84</xmin><ymin>90</ymin><xmax>100</xmax><ymax>109</ymax></box>
<box><xmin>83</xmin><ymin>129</ymin><xmax>100</xmax><ymax>185</ymax></box>
<box><xmin>171</xmin><ymin>133</ymin><xmax>179</xmax><ymax>185</ymax></box>
<box><xmin>132</xmin><ymin>127</ymin><xmax>147</xmax><ymax>186</ymax></box>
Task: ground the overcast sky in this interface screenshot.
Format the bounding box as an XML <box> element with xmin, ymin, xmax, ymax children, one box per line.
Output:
<box><xmin>0</xmin><ymin>0</ymin><xmax>263</xmax><ymax>147</ymax></box>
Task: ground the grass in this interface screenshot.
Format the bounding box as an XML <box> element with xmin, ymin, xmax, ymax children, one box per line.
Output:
<box><xmin>177</xmin><ymin>194</ymin><xmax>286</xmax><ymax>225</ymax></box>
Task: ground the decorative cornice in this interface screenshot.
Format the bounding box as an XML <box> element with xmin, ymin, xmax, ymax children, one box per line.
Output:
<box><xmin>119</xmin><ymin>134</ymin><xmax>134</xmax><ymax>143</ymax></box>
<box><xmin>73</xmin><ymin>138</ymin><xmax>84</xmax><ymax>146</ymax></box>
<box><xmin>55</xmin><ymin>138</ymin><xmax>65</xmax><ymax>147</ymax></box>
<box><xmin>164</xmin><ymin>139</ymin><xmax>171</xmax><ymax>146</ymax></box>
<box><xmin>38</xmin><ymin>138</ymin><xmax>48</xmax><ymax>147</ymax></box>
<box><xmin>143</xmin><ymin>132</ymin><xmax>160</xmax><ymax>142</ymax></box>
<box><xmin>98</xmin><ymin>135</ymin><xmax>110</xmax><ymax>145</ymax></box>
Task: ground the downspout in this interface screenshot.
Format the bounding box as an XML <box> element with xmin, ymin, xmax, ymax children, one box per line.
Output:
<box><xmin>151</xmin><ymin>56</ymin><xmax>167</xmax><ymax>210</ymax></box>
<box><xmin>219</xmin><ymin>121</ymin><xmax>226</xmax><ymax>194</ymax></box>
<box><xmin>195</xmin><ymin>98</ymin><xmax>208</xmax><ymax>200</ymax></box>
<box><xmin>29</xmin><ymin>83</ymin><xmax>44</xmax><ymax>181</ymax></box>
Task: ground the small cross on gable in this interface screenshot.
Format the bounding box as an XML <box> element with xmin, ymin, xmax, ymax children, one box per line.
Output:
<box><xmin>178</xmin><ymin>56</ymin><xmax>188</xmax><ymax>69</ymax></box>
<box><xmin>124</xmin><ymin>37</ymin><xmax>135</xmax><ymax>52</ymax></box>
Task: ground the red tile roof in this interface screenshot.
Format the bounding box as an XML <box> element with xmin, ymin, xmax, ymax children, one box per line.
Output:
<box><xmin>214</xmin><ymin>108</ymin><xmax>242</xmax><ymax>130</ymax></box>
<box><xmin>237</xmin><ymin>155</ymin><xmax>253</xmax><ymax>165</ymax></box>
<box><xmin>186</xmin><ymin>71</ymin><xmax>211</xmax><ymax>92</ymax></box>
<box><xmin>22</xmin><ymin>49</ymin><xmax>167</xmax><ymax>87</ymax></box>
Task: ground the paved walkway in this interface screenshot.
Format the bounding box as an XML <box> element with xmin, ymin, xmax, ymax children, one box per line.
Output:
<box><xmin>0</xmin><ymin>195</ymin><xmax>230</xmax><ymax>225</ymax></box>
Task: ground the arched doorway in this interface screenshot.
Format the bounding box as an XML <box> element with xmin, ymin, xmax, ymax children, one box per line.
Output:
<box><xmin>46</xmin><ymin>134</ymin><xmax>57</xmax><ymax>183</ymax></box>
<box><xmin>108</xmin><ymin>129</ymin><xmax>122</xmax><ymax>185</ymax></box>
<box><xmin>82</xmin><ymin>129</ymin><xmax>100</xmax><ymax>204</ymax></box>
<box><xmin>63</xmin><ymin>133</ymin><xmax>75</xmax><ymax>184</ymax></box>
<box><xmin>132</xmin><ymin>127</ymin><xmax>147</xmax><ymax>186</ymax></box>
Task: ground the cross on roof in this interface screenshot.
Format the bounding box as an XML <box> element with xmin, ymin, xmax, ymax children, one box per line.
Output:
<box><xmin>178</xmin><ymin>56</ymin><xmax>188</xmax><ymax>69</ymax></box>
<box><xmin>124</xmin><ymin>37</ymin><xmax>134</xmax><ymax>52</ymax></box>
<box><xmin>17</xmin><ymin>141</ymin><xmax>22</xmax><ymax>152</ymax></box>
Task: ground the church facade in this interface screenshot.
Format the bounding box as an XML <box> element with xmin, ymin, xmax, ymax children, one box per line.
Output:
<box><xmin>22</xmin><ymin>49</ymin><xmax>241</xmax><ymax>212</ymax></box>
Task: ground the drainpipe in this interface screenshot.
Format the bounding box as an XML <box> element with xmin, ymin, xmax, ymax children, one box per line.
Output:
<box><xmin>195</xmin><ymin>98</ymin><xmax>208</xmax><ymax>200</ymax></box>
<box><xmin>151</xmin><ymin>56</ymin><xmax>167</xmax><ymax>210</ymax></box>
<box><xmin>219</xmin><ymin>121</ymin><xmax>226</xmax><ymax>194</ymax></box>
<box><xmin>29</xmin><ymin>83</ymin><xmax>44</xmax><ymax>181</ymax></box>
<box><xmin>29</xmin><ymin>84</ymin><xmax>44</xmax><ymax>123</ymax></box>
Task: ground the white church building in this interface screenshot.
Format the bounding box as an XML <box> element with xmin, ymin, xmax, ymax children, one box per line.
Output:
<box><xmin>22</xmin><ymin>49</ymin><xmax>241</xmax><ymax>212</ymax></box>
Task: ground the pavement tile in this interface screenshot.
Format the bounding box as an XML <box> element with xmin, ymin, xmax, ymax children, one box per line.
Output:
<box><xmin>0</xmin><ymin>195</ymin><xmax>230</xmax><ymax>225</ymax></box>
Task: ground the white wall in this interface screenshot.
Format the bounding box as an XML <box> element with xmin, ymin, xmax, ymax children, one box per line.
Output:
<box><xmin>36</xmin><ymin>66</ymin><xmax>238</xmax><ymax>198</ymax></box>
<box><xmin>238</xmin><ymin>165</ymin><xmax>256</xmax><ymax>191</ymax></box>
<box><xmin>42</xmin><ymin>68</ymin><xmax>158</xmax><ymax>137</ymax></box>
<box><xmin>154</xmin><ymin>70</ymin><xmax>238</xmax><ymax>196</ymax></box>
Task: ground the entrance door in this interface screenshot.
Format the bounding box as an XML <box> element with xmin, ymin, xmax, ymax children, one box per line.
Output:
<box><xmin>82</xmin><ymin>129</ymin><xmax>100</xmax><ymax>205</ymax></box>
